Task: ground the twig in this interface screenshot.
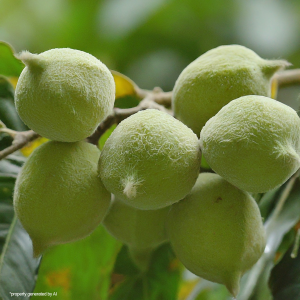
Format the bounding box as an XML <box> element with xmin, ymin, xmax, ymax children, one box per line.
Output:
<box><xmin>274</xmin><ymin>69</ymin><xmax>300</xmax><ymax>87</ymax></box>
<box><xmin>135</xmin><ymin>86</ymin><xmax>172</xmax><ymax>107</ymax></box>
<box><xmin>0</xmin><ymin>130</ymin><xmax>39</xmax><ymax>161</ymax></box>
<box><xmin>87</xmin><ymin>96</ymin><xmax>172</xmax><ymax>145</ymax></box>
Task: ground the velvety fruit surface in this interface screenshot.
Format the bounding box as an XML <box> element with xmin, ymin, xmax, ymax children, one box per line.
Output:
<box><xmin>172</xmin><ymin>44</ymin><xmax>289</xmax><ymax>135</ymax></box>
<box><xmin>103</xmin><ymin>196</ymin><xmax>169</xmax><ymax>249</ymax></box>
<box><xmin>15</xmin><ymin>48</ymin><xmax>115</xmax><ymax>142</ymax></box>
<box><xmin>99</xmin><ymin>109</ymin><xmax>201</xmax><ymax>210</ymax></box>
<box><xmin>200</xmin><ymin>95</ymin><xmax>300</xmax><ymax>193</ymax></box>
<box><xmin>14</xmin><ymin>141</ymin><xmax>111</xmax><ymax>257</ymax></box>
<box><xmin>167</xmin><ymin>173</ymin><xmax>266</xmax><ymax>297</ymax></box>
<box><xmin>103</xmin><ymin>196</ymin><xmax>169</xmax><ymax>270</ymax></box>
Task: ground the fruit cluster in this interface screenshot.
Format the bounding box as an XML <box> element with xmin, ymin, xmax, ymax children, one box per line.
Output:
<box><xmin>12</xmin><ymin>45</ymin><xmax>300</xmax><ymax>297</ymax></box>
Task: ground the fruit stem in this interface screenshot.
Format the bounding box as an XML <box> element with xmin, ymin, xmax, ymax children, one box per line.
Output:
<box><xmin>17</xmin><ymin>51</ymin><xmax>45</xmax><ymax>72</ymax></box>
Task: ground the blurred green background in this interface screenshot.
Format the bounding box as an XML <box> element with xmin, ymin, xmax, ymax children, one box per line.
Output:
<box><xmin>1</xmin><ymin>0</ymin><xmax>300</xmax><ymax>99</ymax></box>
<box><xmin>1</xmin><ymin>1</ymin><xmax>300</xmax><ymax>299</ymax></box>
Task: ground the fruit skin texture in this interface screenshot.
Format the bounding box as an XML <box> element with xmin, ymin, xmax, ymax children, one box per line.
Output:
<box><xmin>98</xmin><ymin>109</ymin><xmax>201</xmax><ymax>210</ymax></box>
<box><xmin>172</xmin><ymin>44</ymin><xmax>289</xmax><ymax>135</ymax></box>
<box><xmin>13</xmin><ymin>141</ymin><xmax>111</xmax><ymax>257</ymax></box>
<box><xmin>200</xmin><ymin>95</ymin><xmax>300</xmax><ymax>193</ymax></box>
<box><xmin>15</xmin><ymin>48</ymin><xmax>115</xmax><ymax>142</ymax></box>
<box><xmin>166</xmin><ymin>173</ymin><xmax>266</xmax><ymax>297</ymax></box>
<box><xmin>103</xmin><ymin>196</ymin><xmax>169</xmax><ymax>270</ymax></box>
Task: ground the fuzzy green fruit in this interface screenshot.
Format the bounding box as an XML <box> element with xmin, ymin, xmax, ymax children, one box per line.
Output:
<box><xmin>15</xmin><ymin>48</ymin><xmax>115</xmax><ymax>142</ymax></box>
<box><xmin>172</xmin><ymin>45</ymin><xmax>289</xmax><ymax>135</ymax></box>
<box><xmin>99</xmin><ymin>109</ymin><xmax>201</xmax><ymax>210</ymax></box>
<box><xmin>103</xmin><ymin>196</ymin><xmax>169</xmax><ymax>270</ymax></box>
<box><xmin>167</xmin><ymin>173</ymin><xmax>266</xmax><ymax>297</ymax></box>
<box><xmin>14</xmin><ymin>141</ymin><xmax>111</xmax><ymax>257</ymax></box>
<box><xmin>200</xmin><ymin>95</ymin><xmax>300</xmax><ymax>193</ymax></box>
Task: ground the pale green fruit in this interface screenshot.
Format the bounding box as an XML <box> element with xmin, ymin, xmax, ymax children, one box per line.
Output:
<box><xmin>167</xmin><ymin>173</ymin><xmax>266</xmax><ymax>297</ymax></box>
<box><xmin>99</xmin><ymin>109</ymin><xmax>201</xmax><ymax>210</ymax></box>
<box><xmin>200</xmin><ymin>95</ymin><xmax>300</xmax><ymax>193</ymax></box>
<box><xmin>13</xmin><ymin>141</ymin><xmax>111</xmax><ymax>257</ymax></box>
<box><xmin>15</xmin><ymin>48</ymin><xmax>115</xmax><ymax>142</ymax></box>
<box><xmin>103</xmin><ymin>196</ymin><xmax>169</xmax><ymax>270</ymax></box>
<box><xmin>172</xmin><ymin>44</ymin><xmax>289</xmax><ymax>135</ymax></box>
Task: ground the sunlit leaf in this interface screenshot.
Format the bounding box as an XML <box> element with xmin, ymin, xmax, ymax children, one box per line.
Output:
<box><xmin>271</xmin><ymin>77</ymin><xmax>278</xmax><ymax>99</ymax></box>
<box><xmin>33</xmin><ymin>225</ymin><xmax>122</xmax><ymax>300</ymax></box>
<box><xmin>0</xmin><ymin>42</ymin><xmax>24</xmax><ymax>77</ymax></box>
<box><xmin>21</xmin><ymin>137</ymin><xmax>48</xmax><ymax>157</ymax></box>
<box><xmin>111</xmin><ymin>70</ymin><xmax>137</xmax><ymax>99</ymax></box>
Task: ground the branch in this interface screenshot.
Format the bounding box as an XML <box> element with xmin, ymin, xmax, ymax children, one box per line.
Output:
<box><xmin>0</xmin><ymin>130</ymin><xmax>39</xmax><ymax>161</ymax></box>
<box><xmin>87</xmin><ymin>96</ymin><xmax>172</xmax><ymax>145</ymax></box>
<box><xmin>135</xmin><ymin>86</ymin><xmax>172</xmax><ymax>107</ymax></box>
<box><xmin>274</xmin><ymin>69</ymin><xmax>300</xmax><ymax>87</ymax></box>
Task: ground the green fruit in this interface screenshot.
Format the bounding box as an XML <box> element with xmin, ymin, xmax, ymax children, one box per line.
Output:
<box><xmin>13</xmin><ymin>141</ymin><xmax>111</xmax><ymax>257</ymax></box>
<box><xmin>99</xmin><ymin>109</ymin><xmax>201</xmax><ymax>210</ymax></box>
<box><xmin>200</xmin><ymin>95</ymin><xmax>300</xmax><ymax>193</ymax></box>
<box><xmin>172</xmin><ymin>45</ymin><xmax>289</xmax><ymax>135</ymax></box>
<box><xmin>166</xmin><ymin>173</ymin><xmax>266</xmax><ymax>297</ymax></box>
<box><xmin>103</xmin><ymin>196</ymin><xmax>169</xmax><ymax>270</ymax></box>
<box><xmin>15</xmin><ymin>48</ymin><xmax>115</xmax><ymax>142</ymax></box>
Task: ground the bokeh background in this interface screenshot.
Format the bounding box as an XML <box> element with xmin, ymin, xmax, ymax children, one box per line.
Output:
<box><xmin>1</xmin><ymin>1</ymin><xmax>300</xmax><ymax>299</ymax></box>
<box><xmin>1</xmin><ymin>0</ymin><xmax>300</xmax><ymax>104</ymax></box>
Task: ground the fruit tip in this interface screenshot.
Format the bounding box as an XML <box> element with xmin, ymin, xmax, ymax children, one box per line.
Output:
<box><xmin>32</xmin><ymin>239</ymin><xmax>47</xmax><ymax>258</ymax></box>
<box><xmin>225</xmin><ymin>272</ymin><xmax>241</xmax><ymax>298</ymax></box>
<box><xmin>17</xmin><ymin>50</ymin><xmax>45</xmax><ymax>71</ymax></box>
<box><xmin>261</xmin><ymin>59</ymin><xmax>292</xmax><ymax>77</ymax></box>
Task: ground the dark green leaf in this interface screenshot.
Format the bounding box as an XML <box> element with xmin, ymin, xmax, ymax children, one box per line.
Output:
<box><xmin>0</xmin><ymin>76</ymin><xmax>27</xmax><ymax>131</ymax></box>
<box><xmin>0</xmin><ymin>42</ymin><xmax>24</xmax><ymax>77</ymax></box>
<box><xmin>114</xmin><ymin>95</ymin><xmax>140</xmax><ymax>109</ymax></box>
<box><xmin>109</xmin><ymin>243</ymin><xmax>181</xmax><ymax>300</ymax></box>
<box><xmin>239</xmin><ymin>179</ymin><xmax>300</xmax><ymax>300</ymax></box>
<box><xmin>0</xmin><ymin>217</ymin><xmax>40</xmax><ymax>300</ymax></box>
<box><xmin>33</xmin><ymin>225</ymin><xmax>121</xmax><ymax>300</ymax></box>
<box><xmin>259</xmin><ymin>185</ymin><xmax>283</xmax><ymax>220</ymax></box>
<box><xmin>0</xmin><ymin>156</ymin><xmax>24</xmax><ymax>254</ymax></box>
<box><xmin>269</xmin><ymin>245</ymin><xmax>300</xmax><ymax>300</ymax></box>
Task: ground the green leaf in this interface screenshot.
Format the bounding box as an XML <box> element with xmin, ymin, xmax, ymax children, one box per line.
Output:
<box><xmin>0</xmin><ymin>76</ymin><xmax>27</xmax><ymax>131</ymax></box>
<box><xmin>269</xmin><ymin>245</ymin><xmax>300</xmax><ymax>300</ymax></box>
<box><xmin>99</xmin><ymin>124</ymin><xmax>117</xmax><ymax>150</ymax></box>
<box><xmin>0</xmin><ymin>155</ymin><xmax>23</xmax><ymax>252</ymax></box>
<box><xmin>33</xmin><ymin>225</ymin><xmax>122</xmax><ymax>300</ymax></box>
<box><xmin>109</xmin><ymin>243</ymin><xmax>181</xmax><ymax>300</ymax></box>
<box><xmin>0</xmin><ymin>217</ymin><xmax>40</xmax><ymax>300</ymax></box>
<box><xmin>238</xmin><ymin>179</ymin><xmax>300</xmax><ymax>300</ymax></box>
<box><xmin>0</xmin><ymin>42</ymin><xmax>24</xmax><ymax>77</ymax></box>
<box><xmin>0</xmin><ymin>154</ymin><xmax>23</xmax><ymax>177</ymax></box>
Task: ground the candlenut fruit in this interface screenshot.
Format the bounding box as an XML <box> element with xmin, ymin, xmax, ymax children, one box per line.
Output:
<box><xmin>98</xmin><ymin>109</ymin><xmax>201</xmax><ymax>210</ymax></box>
<box><xmin>200</xmin><ymin>95</ymin><xmax>300</xmax><ymax>193</ymax></box>
<box><xmin>172</xmin><ymin>45</ymin><xmax>289</xmax><ymax>135</ymax></box>
<box><xmin>103</xmin><ymin>196</ymin><xmax>169</xmax><ymax>269</ymax></box>
<box><xmin>14</xmin><ymin>141</ymin><xmax>111</xmax><ymax>257</ymax></box>
<box><xmin>15</xmin><ymin>48</ymin><xmax>115</xmax><ymax>142</ymax></box>
<box><xmin>166</xmin><ymin>173</ymin><xmax>266</xmax><ymax>297</ymax></box>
